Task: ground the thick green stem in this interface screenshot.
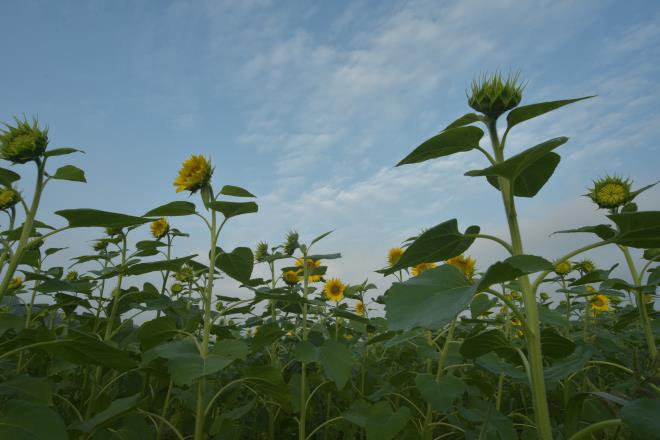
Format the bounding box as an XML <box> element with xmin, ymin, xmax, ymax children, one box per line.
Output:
<box><xmin>0</xmin><ymin>160</ymin><xmax>46</xmax><ymax>300</ymax></box>
<box><xmin>487</xmin><ymin>120</ymin><xmax>553</xmax><ymax>440</ymax></box>
<box><xmin>620</xmin><ymin>245</ymin><xmax>657</xmax><ymax>361</ymax></box>
<box><xmin>299</xmin><ymin>249</ymin><xmax>310</xmax><ymax>440</ymax></box>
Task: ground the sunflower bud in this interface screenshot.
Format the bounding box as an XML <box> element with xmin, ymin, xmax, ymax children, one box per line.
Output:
<box><xmin>575</xmin><ymin>259</ymin><xmax>596</xmax><ymax>273</ymax></box>
<box><xmin>93</xmin><ymin>239</ymin><xmax>109</xmax><ymax>252</ymax></box>
<box><xmin>540</xmin><ymin>292</ymin><xmax>549</xmax><ymax>301</ymax></box>
<box><xmin>66</xmin><ymin>271</ymin><xmax>78</xmax><ymax>282</ymax></box>
<box><xmin>255</xmin><ymin>241</ymin><xmax>269</xmax><ymax>262</ymax></box>
<box><xmin>0</xmin><ymin>188</ymin><xmax>19</xmax><ymax>210</ymax></box>
<box><xmin>468</xmin><ymin>72</ymin><xmax>524</xmax><ymax>120</ymax></box>
<box><xmin>0</xmin><ymin>118</ymin><xmax>48</xmax><ymax>164</ymax></box>
<box><xmin>171</xmin><ymin>283</ymin><xmax>183</xmax><ymax>294</ymax></box>
<box><xmin>283</xmin><ymin>230</ymin><xmax>299</xmax><ymax>256</ymax></box>
<box><xmin>105</xmin><ymin>227</ymin><xmax>123</xmax><ymax>237</ymax></box>
<box><xmin>8</xmin><ymin>276</ymin><xmax>23</xmax><ymax>290</ymax></box>
<box><xmin>587</xmin><ymin>175</ymin><xmax>632</xmax><ymax>210</ymax></box>
<box><xmin>554</xmin><ymin>260</ymin><xmax>572</xmax><ymax>275</ymax></box>
<box><xmin>174</xmin><ymin>264</ymin><xmax>194</xmax><ymax>282</ymax></box>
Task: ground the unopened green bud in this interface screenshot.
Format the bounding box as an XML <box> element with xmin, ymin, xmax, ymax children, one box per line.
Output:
<box><xmin>171</xmin><ymin>283</ymin><xmax>183</xmax><ymax>294</ymax></box>
<box><xmin>0</xmin><ymin>117</ymin><xmax>48</xmax><ymax>164</ymax></box>
<box><xmin>66</xmin><ymin>271</ymin><xmax>78</xmax><ymax>282</ymax></box>
<box><xmin>587</xmin><ymin>175</ymin><xmax>632</xmax><ymax>210</ymax></box>
<box><xmin>255</xmin><ymin>241</ymin><xmax>269</xmax><ymax>262</ymax></box>
<box><xmin>283</xmin><ymin>230</ymin><xmax>299</xmax><ymax>256</ymax></box>
<box><xmin>0</xmin><ymin>188</ymin><xmax>19</xmax><ymax>210</ymax></box>
<box><xmin>468</xmin><ymin>72</ymin><xmax>524</xmax><ymax>120</ymax></box>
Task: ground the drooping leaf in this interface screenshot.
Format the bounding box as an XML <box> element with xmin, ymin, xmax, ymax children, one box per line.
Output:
<box><xmin>99</xmin><ymin>255</ymin><xmax>196</xmax><ymax>279</ymax></box>
<box><xmin>486</xmin><ymin>151</ymin><xmax>561</xmax><ymax>197</ymax></box>
<box><xmin>343</xmin><ymin>400</ymin><xmax>411</xmax><ymax>440</ymax></box>
<box><xmin>74</xmin><ymin>394</ymin><xmax>140</xmax><ymax>433</ymax></box>
<box><xmin>219</xmin><ymin>185</ymin><xmax>256</xmax><ymax>198</ymax></box>
<box><xmin>0</xmin><ymin>167</ymin><xmax>20</xmax><ymax>186</ymax></box>
<box><xmin>477</xmin><ymin>255</ymin><xmax>553</xmax><ymax>291</ymax></box>
<box><xmin>380</xmin><ymin>219</ymin><xmax>479</xmax><ymax>275</ymax></box>
<box><xmin>138</xmin><ymin>316</ymin><xmax>178</xmax><ymax>351</ymax></box>
<box><xmin>215</xmin><ymin>247</ymin><xmax>254</xmax><ymax>283</ymax></box>
<box><xmin>55</xmin><ymin>209</ymin><xmax>153</xmax><ymax>228</ymax></box>
<box><xmin>506</xmin><ymin>96</ymin><xmax>594</xmax><ymax>130</ymax></box>
<box><xmin>46</xmin><ymin>337</ymin><xmax>137</xmax><ymax>371</ymax></box>
<box><xmin>51</xmin><ymin>165</ymin><xmax>86</xmax><ymax>182</ymax></box>
<box><xmin>460</xmin><ymin>329</ymin><xmax>511</xmax><ymax>358</ymax></box>
<box><xmin>143</xmin><ymin>201</ymin><xmax>196</xmax><ymax>217</ymax></box>
<box><xmin>540</xmin><ymin>328</ymin><xmax>575</xmax><ymax>358</ymax></box>
<box><xmin>0</xmin><ymin>375</ymin><xmax>53</xmax><ymax>404</ymax></box>
<box><xmin>0</xmin><ymin>400</ymin><xmax>68</xmax><ymax>440</ymax></box>
<box><xmin>397</xmin><ymin>126</ymin><xmax>485</xmax><ymax>166</ymax></box>
<box><xmin>553</xmin><ymin>224</ymin><xmax>616</xmax><ymax>241</ymax></box>
<box><xmin>319</xmin><ymin>340</ymin><xmax>353</xmax><ymax>389</ymax></box>
<box><xmin>385</xmin><ymin>265</ymin><xmax>475</xmax><ymax>330</ymax></box>
<box><xmin>415</xmin><ymin>373</ymin><xmax>466</xmax><ymax>412</ymax></box>
<box><xmin>609</xmin><ymin>211</ymin><xmax>660</xmax><ymax>248</ymax></box>
<box><xmin>209</xmin><ymin>201</ymin><xmax>258</xmax><ymax>219</ymax></box>
<box><xmin>621</xmin><ymin>398</ymin><xmax>660</xmax><ymax>440</ymax></box>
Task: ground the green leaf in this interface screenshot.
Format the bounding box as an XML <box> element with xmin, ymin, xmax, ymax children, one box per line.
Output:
<box><xmin>647</xmin><ymin>266</ymin><xmax>660</xmax><ymax>286</ymax></box>
<box><xmin>570</xmin><ymin>266</ymin><xmax>615</xmax><ymax>286</ymax></box>
<box><xmin>44</xmin><ymin>147</ymin><xmax>84</xmax><ymax>157</ymax></box>
<box><xmin>74</xmin><ymin>394</ymin><xmax>140</xmax><ymax>433</ymax></box>
<box><xmin>343</xmin><ymin>400</ymin><xmax>411</xmax><ymax>440</ymax></box>
<box><xmin>0</xmin><ymin>167</ymin><xmax>20</xmax><ymax>186</ymax></box>
<box><xmin>553</xmin><ymin>224</ymin><xmax>616</xmax><ymax>240</ymax></box>
<box><xmin>621</xmin><ymin>398</ymin><xmax>660</xmax><ymax>440</ymax></box>
<box><xmin>460</xmin><ymin>329</ymin><xmax>511</xmax><ymax>358</ymax></box>
<box><xmin>319</xmin><ymin>340</ymin><xmax>353</xmax><ymax>389</ymax></box>
<box><xmin>310</xmin><ymin>230</ymin><xmax>334</xmax><ymax>246</ymax></box>
<box><xmin>0</xmin><ymin>375</ymin><xmax>53</xmax><ymax>404</ymax></box>
<box><xmin>0</xmin><ymin>400</ymin><xmax>67</xmax><ymax>440</ymax></box>
<box><xmin>219</xmin><ymin>185</ymin><xmax>256</xmax><ymax>198</ymax></box>
<box><xmin>506</xmin><ymin>96</ymin><xmax>594</xmax><ymax>130</ymax></box>
<box><xmin>138</xmin><ymin>316</ymin><xmax>178</xmax><ymax>350</ymax></box>
<box><xmin>209</xmin><ymin>201</ymin><xmax>258</xmax><ymax>219</ymax></box>
<box><xmin>444</xmin><ymin>113</ymin><xmax>482</xmax><ymax>130</ymax></box>
<box><xmin>415</xmin><ymin>373</ymin><xmax>466</xmax><ymax>411</ymax></box>
<box><xmin>609</xmin><ymin>211</ymin><xmax>660</xmax><ymax>248</ymax></box>
<box><xmin>252</xmin><ymin>323</ymin><xmax>285</xmax><ymax>350</ymax></box>
<box><xmin>0</xmin><ymin>312</ymin><xmax>24</xmax><ymax>335</ymax></box>
<box><xmin>293</xmin><ymin>341</ymin><xmax>319</xmax><ymax>363</ymax></box>
<box><xmin>243</xmin><ymin>365</ymin><xmax>290</xmax><ymax>408</ymax></box>
<box><xmin>143</xmin><ymin>201</ymin><xmax>196</xmax><ymax>217</ymax></box>
<box><xmin>380</xmin><ymin>219</ymin><xmax>479</xmax><ymax>275</ymax></box>
<box><xmin>55</xmin><ymin>209</ymin><xmax>153</xmax><ymax>228</ymax></box>
<box><xmin>397</xmin><ymin>126</ymin><xmax>484</xmax><ymax>166</ymax></box>
<box><xmin>470</xmin><ymin>293</ymin><xmax>498</xmax><ymax>318</ymax></box>
<box><xmin>216</xmin><ymin>247</ymin><xmax>254</xmax><ymax>283</ymax></box>
<box><xmin>47</xmin><ymin>337</ymin><xmax>137</xmax><ymax>371</ymax></box>
<box><xmin>99</xmin><ymin>255</ymin><xmax>196</xmax><ymax>279</ymax></box>
<box><xmin>540</xmin><ymin>328</ymin><xmax>575</xmax><ymax>358</ymax></box>
<box><xmin>538</xmin><ymin>306</ymin><xmax>568</xmax><ymax>327</ymax></box>
<box><xmin>486</xmin><ymin>151</ymin><xmax>561</xmax><ymax>197</ymax></box>
<box><xmin>51</xmin><ymin>165</ymin><xmax>86</xmax><ymax>182</ymax></box>
<box><xmin>477</xmin><ymin>255</ymin><xmax>553</xmax><ymax>291</ymax></box>
<box><xmin>385</xmin><ymin>265</ymin><xmax>475</xmax><ymax>330</ymax></box>
<box><xmin>465</xmin><ymin>137</ymin><xmax>567</xmax><ymax>186</ymax></box>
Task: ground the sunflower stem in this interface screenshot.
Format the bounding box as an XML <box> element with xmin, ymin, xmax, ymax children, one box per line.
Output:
<box><xmin>299</xmin><ymin>247</ymin><xmax>310</xmax><ymax>440</ymax></box>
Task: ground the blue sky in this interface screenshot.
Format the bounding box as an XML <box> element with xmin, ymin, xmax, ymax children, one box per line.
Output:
<box><xmin>2</xmin><ymin>0</ymin><xmax>659</xmax><ymax>293</ymax></box>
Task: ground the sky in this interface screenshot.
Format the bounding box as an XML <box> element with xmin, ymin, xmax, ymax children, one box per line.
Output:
<box><xmin>1</xmin><ymin>0</ymin><xmax>659</xmax><ymax>301</ymax></box>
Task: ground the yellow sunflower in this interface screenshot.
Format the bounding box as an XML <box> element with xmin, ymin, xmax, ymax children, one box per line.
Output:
<box><xmin>150</xmin><ymin>218</ymin><xmax>169</xmax><ymax>239</ymax></box>
<box><xmin>355</xmin><ymin>301</ymin><xmax>365</xmax><ymax>316</ymax></box>
<box><xmin>387</xmin><ymin>247</ymin><xmax>404</xmax><ymax>266</ymax></box>
<box><xmin>282</xmin><ymin>270</ymin><xmax>301</xmax><ymax>286</ymax></box>
<box><xmin>411</xmin><ymin>262</ymin><xmax>437</xmax><ymax>277</ymax></box>
<box><xmin>173</xmin><ymin>155</ymin><xmax>213</xmax><ymax>193</ymax></box>
<box><xmin>324</xmin><ymin>278</ymin><xmax>346</xmax><ymax>302</ymax></box>
<box><xmin>295</xmin><ymin>258</ymin><xmax>322</xmax><ymax>283</ymax></box>
<box><xmin>445</xmin><ymin>254</ymin><xmax>476</xmax><ymax>279</ymax></box>
<box><xmin>590</xmin><ymin>294</ymin><xmax>610</xmax><ymax>312</ymax></box>
<box><xmin>8</xmin><ymin>276</ymin><xmax>23</xmax><ymax>290</ymax></box>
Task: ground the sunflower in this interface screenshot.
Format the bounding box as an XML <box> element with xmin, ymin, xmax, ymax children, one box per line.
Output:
<box><xmin>0</xmin><ymin>188</ymin><xmax>19</xmax><ymax>210</ymax></box>
<box><xmin>411</xmin><ymin>262</ymin><xmax>437</xmax><ymax>277</ymax></box>
<box><xmin>283</xmin><ymin>270</ymin><xmax>301</xmax><ymax>286</ymax></box>
<box><xmin>150</xmin><ymin>218</ymin><xmax>169</xmax><ymax>239</ymax></box>
<box><xmin>295</xmin><ymin>258</ymin><xmax>322</xmax><ymax>283</ymax></box>
<box><xmin>588</xmin><ymin>176</ymin><xmax>631</xmax><ymax>209</ymax></box>
<box><xmin>324</xmin><ymin>278</ymin><xmax>346</xmax><ymax>302</ymax></box>
<box><xmin>445</xmin><ymin>255</ymin><xmax>476</xmax><ymax>279</ymax></box>
<box><xmin>554</xmin><ymin>260</ymin><xmax>571</xmax><ymax>275</ymax></box>
<box><xmin>173</xmin><ymin>155</ymin><xmax>213</xmax><ymax>193</ymax></box>
<box><xmin>8</xmin><ymin>276</ymin><xmax>23</xmax><ymax>290</ymax></box>
<box><xmin>355</xmin><ymin>301</ymin><xmax>365</xmax><ymax>316</ymax></box>
<box><xmin>590</xmin><ymin>294</ymin><xmax>610</xmax><ymax>312</ymax></box>
<box><xmin>387</xmin><ymin>247</ymin><xmax>404</xmax><ymax>266</ymax></box>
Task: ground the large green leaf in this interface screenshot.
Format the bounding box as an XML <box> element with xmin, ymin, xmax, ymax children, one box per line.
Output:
<box><xmin>540</xmin><ymin>328</ymin><xmax>575</xmax><ymax>358</ymax></box>
<box><xmin>460</xmin><ymin>329</ymin><xmax>510</xmax><ymax>358</ymax></box>
<box><xmin>506</xmin><ymin>96</ymin><xmax>594</xmax><ymax>130</ymax></box>
<box><xmin>385</xmin><ymin>265</ymin><xmax>476</xmax><ymax>330</ymax></box>
<box><xmin>138</xmin><ymin>316</ymin><xmax>178</xmax><ymax>350</ymax></box>
<box><xmin>55</xmin><ymin>209</ymin><xmax>153</xmax><ymax>228</ymax></box>
<box><xmin>396</xmin><ymin>126</ymin><xmax>484</xmax><ymax>166</ymax></box>
<box><xmin>486</xmin><ymin>151</ymin><xmax>561</xmax><ymax>197</ymax></box>
<box><xmin>477</xmin><ymin>255</ymin><xmax>553</xmax><ymax>291</ymax></box>
<box><xmin>99</xmin><ymin>255</ymin><xmax>196</xmax><ymax>279</ymax></box>
<box><xmin>44</xmin><ymin>147</ymin><xmax>84</xmax><ymax>157</ymax></box>
<box><xmin>380</xmin><ymin>219</ymin><xmax>479</xmax><ymax>275</ymax></box>
<box><xmin>343</xmin><ymin>400</ymin><xmax>411</xmax><ymax>440</ymax></box>
<box><xmin>50</xmin><ymin>165</ymin><xmax>86</xmax><ymax>182</ymax></box>
<box><xmin>621</xmin><ymin>398</ymin><xmax>660</xmax><ymax>440</ymax></box>
<box><xmin>609</xmin><ymin>211</ymin><xmax>660</xmax><ymax>248</ymax></box>
<box><xmin>0</xmin><ymin>167</ymin><xmax>20</xmax><ymax>186</ymax></box>
<box><xmin>444</xmin><ymin>113</ymin><xmax>482</xmax><ymax>130</ymax></box>
<box><xmin>319</xmin><ymin>340</ymin><xmax>353</xmax><ymax>389</ymax></box>
<box><xmin>219</xmin><ymin>185</ymin><xmax>256</xmax><ymax>197</ymax></box>
<box><xmin>143</xmin><ymin>201</ymin><xmax>196</xmax><ymax>217</ymax></box>
<box><xmin>0</xmin><ymin>400</ymin><xmax>68</xmax><ymax>440</ymax></box>
<box><xmin>209</xmin><ymin>201</ymin><xmax>258</xmax><ymax>219</ymax></box>
<box><xmin>74</xmin><ymin>394</ymin><xmax>140</xmax><ymax>433</ymax></box>
<box><xmin>553</xmin><ymin>224</ymin><xmax>616</xmax><ymax>240</ymax></box>
<box><xmin>215</xmin><ymin>247</ymin><xmax>254</xmax><ymax>283</ymax></box>
<box><xmin>46</xmin><ymin>337</ymin><xmax>137</xmax><ymax>371</ymax></box>
<box><xmin>415</xmin><ymin>373</ymin><xmax>466</xmax><ymax>411</ymax></box>
<box><xmin>465</xmin><ymin>138</ymin><xmax>567</xmax><ymax>196</ymax></box>
<box><xmin>0</xmin><ymin>375</ymin><xmax>53</xmax><ymax>404</ymax></box>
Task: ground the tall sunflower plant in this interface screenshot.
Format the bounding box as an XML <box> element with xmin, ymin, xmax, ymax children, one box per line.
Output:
<box><xmin>381</xmin><ymin>72</ymin><xmax>659</xmax><ymax>440</ymax></box>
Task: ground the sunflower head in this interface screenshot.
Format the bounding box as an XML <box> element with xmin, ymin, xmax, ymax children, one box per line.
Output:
<box><xmin>324</xmin><ymin>278</ymin><xmax>346</xmax><ymax>302</ymax></box>
<box><xmin>93</xmin><ymin>239</ymin><xmax>109</xmax><ymax>252</ymax></box>
<box><xmin>283</xmin><ymin>230</ymin><xmax>299</xmax><ymax>255</ymax></box>
<box><xmin>411</xmin><ymin>262</ymin><xmax>437</xmax><ymax>277</ymax></box>
<box><xmin>0</xmin><ymin>188</ymin><xmax>19</xmax><ymax>210</ymax></box>
<box><xmin>590</xmin><ymin>294</ymin><xmax>610</xmax><ymax>312</ymax></box>
<box><xmin>539</xmin><ymin>292</ymin><xmax>550</xmax><ymax>302</ymax></box>
<box><xmin>171</xmin><ymin>283</ymin><xmax>183</xmax><ymax>294</ymax></box>
<box><xmin>387</xmin><ymin>247</ymin><xmax>404</xmax><ymax>267</ymax></box>
<box><xmin>0</xmin><ymin>117</ymin><xmax>48</xmax><ymax>164</ymax></box>
<box><xmin>554</xmin><ymin>260</ymin><xmax>572</xmax><ymax>276</ymax></box>
<box><xmin>355</xmin><ymin>301</ymin><xmax>365</xmax><ymax>316</ymax></box>
<box><xmin>445</xmin><ymin>254</ymin><xmax>476</xmax><ymax>279</ymax></box>
<box><xmin>587</xmin><ymin>175</ymin><xmax>632</xmax><ymax>210</ymax></box>
<box><xmin>173</xmin><ymin>155</ymin><xmax>213</xmax><ymax>193</ymax></box>
<box><xmin>468</xmin><ymin>72</ymin><xmax>525</xmax><ymax>120</ymax></box>
<box><xmin>8</xmin><ymin>276</ymin><xmax>23</xmax><ymax>290</ymax></box>
<box><xmin>254</xmin><ymin>241</ymin><xmax>269</xmax><ymax>263</ymax></box>
<box><xmin>150</xmin><ymin>218</ymin><xmax>170</xmax><ymax>240</ymax></box>
<box><xmin>174</xmin><ymin>264</ymin><xmax>194</xmax><ymax>282</ymax></box>
<box><xmin>283</xmin><ymin>270</ymin><xmax>301</xmax><ymax>286</ymax></box>
<box><xmin>295</xmin><ymin>257</ymin><xmax>322</xmax><ymax>282</ymax></box>
<box><xmin>65</xmin><ymin>271</ymin><xmax>78</xmax><ymax>282</ymax></box>
<box><xmin>575</xmin><ymin>259</ymin><xmax>596</xmax><ymax>273</ymax></box>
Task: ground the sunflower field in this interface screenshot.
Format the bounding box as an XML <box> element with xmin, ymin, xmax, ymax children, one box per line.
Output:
<box><xmin>0</xmin><ymin>74</ymin><xmax>658</xmax><ymax>440</ymax></box>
